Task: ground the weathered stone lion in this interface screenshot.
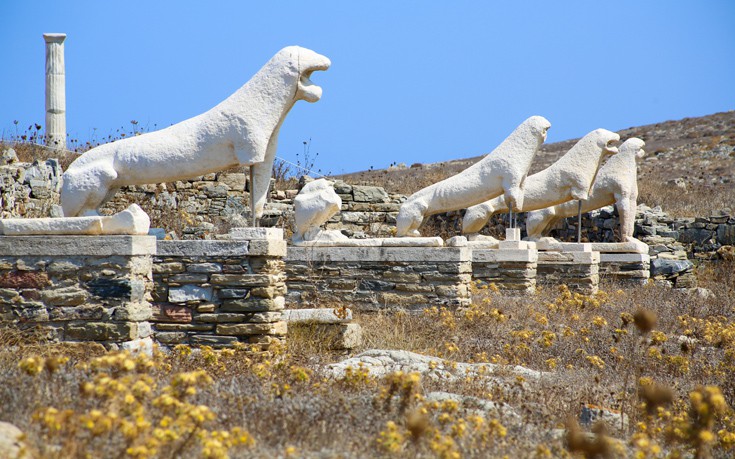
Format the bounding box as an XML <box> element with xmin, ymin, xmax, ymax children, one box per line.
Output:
<box><xmin>462</xmin><ymin>128</ymin><xmax>620</xmax><ymax>234</ymax></box>
<box><xmin>60</xmin><ymin>46</ymin><xmax>330</xmax><ymax>217</ymax></box>
<box><xmin>395</xmin><ymin>116</ymin><xmax>551</xmax><ymax>237</ymax></box>
<box><xmin>525</xmin><ymin>137</ymin><xmax>645</xmax><ymax>240</ymax></box>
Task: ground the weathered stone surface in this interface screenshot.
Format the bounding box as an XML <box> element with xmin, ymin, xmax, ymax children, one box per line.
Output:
<box><xmin>0</xmin><ymin>271</ymin><xmax>49</xmax><ymax>289</ymax></box>
<box><xmin>282</xmin><ymin>308</ymin><xmax>352</xmax><ymax>324</ymax></box>
<box><xmin>352</xmin><ymin>185</ymin><xmax>388</xmax><ymax>203</ymax></box>
<box><xmin>0</xmin><ymin>421</ymin><xmax>29</xmax><ymax>459</ymax></box>
<box><xmin>152</xmin><ymin>262</ymin><xmax>186</xmax><ymax>274</ymax></box>
<box><xmin>0</xmin><ymin>236</ymin><xmax>156</xmax><ymax>256</ymax></box>
<box><xmin>221</xmin><ymin>297</ymin><xmax>285</xmax><ymax>312</ymax></box>
<box><xmin>196</xmin><ymin>313</ymin><xmax>246</xmax><ymax>323</ymax></box>
<box><xmin>190</xmin><ymin>335</ymin><xmax>239</xmax><ymax>346</ymax></box>
<box><xmin>186</xmin><ymin>263</ymin><xmax>222</xmax><ymax>273</ymax></box>
<box><xmin>168</xmin><ymin>285</ymin><xmax>213</xmax><ymax>303</ymax></box>
<box><xmin>217</xmin><ymin>288</ymin><xmax>251</xmax><ymax>299</ymax></box>
<box><xmin>217</xmin><ymin>321</ymin><xmax>287</xmax><ymax>336</ymax></box>
<box><xmin>157</xmin><ymin>240</ymin><xmax>249</xmax><ymax>257</ymax></box>
<box><xmin>152</xmin><ymin>304</ymin><xmax>192</xmax><ymax>323</ymax></box>
<box><xmin>650</xmin><ymin>259</ymin><xmax>694</xmax><ymax>277</ymax></box>
<box><xmin>210</xmin><ymin>273</ymin><xmax>272</xmax><ymax>286</ymax></box>
<box><xmin>66</xmin><ymin>321</ymin><xmax>139</xmax><ymax>341</ymax></box>
<box><xmin>169</xmin><ymin>273</ymin><xmax>209</xmax><ymax>284</ymax></box>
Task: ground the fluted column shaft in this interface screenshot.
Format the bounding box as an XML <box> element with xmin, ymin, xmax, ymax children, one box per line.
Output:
<box><xmin>44</xmin><ymin>33</ymin><xmax>66</xmax><ymax>149</ymax></box>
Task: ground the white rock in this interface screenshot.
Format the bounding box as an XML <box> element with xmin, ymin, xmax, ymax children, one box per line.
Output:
<box><xmin>0</xmin><ymin>421</ymin><xmax>29</xmax><ymax>459</ymax></box>
<box><xmin>0</xmin><ymin>204</ymin><xmax>150</xmax><ymax>235</ymax></box>
<box><xmin>463</xmin><ymin>129</ymin><xmax>621</xmax><ymax>234</ymax></box>
<box><xmin>524</xmin><ymin>138</ymin><xmax>645</xmax><ymax>241</ymax></box>
<box><xmin>282</xmin><ymin>308</ymin><xmax>353</xmax><ymax>323</ymax></box>
<box><xmin>396</xmin><ymin>116</ymin><xmax>551</xmax><ymax>236</ymax></box>
<box><xmin>60</xmin><ymin>46</ymin><xmax>330</xmax><ymax>218</ymax></box>
<box><xmin>325</xmin><ymin>349</ymin><xmax>545</xmax><ymax>382</ymax></box>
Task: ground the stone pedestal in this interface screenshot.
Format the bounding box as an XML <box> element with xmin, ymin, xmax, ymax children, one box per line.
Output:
<box><xmin>152</xmin><ymin>234</ymin><xmax>287</xmax><ymax>349</ymax></box>
<box><xmin>285</xmin><ymin>246</ymin><xmax>472</xmax><ymax>311</ymax></box>
<box><xmin>537</xmin><ymin>245</ymin><xmax>600</xmax><ymax>294</ymax></box>
<box><xmin>471</xmin><ymin>248</ymin><xmax>537</xmax><ymax>294</ymax></box>
<box><xmin>599</xmin><ymin>253</ymin><xmax>650</xmax><ymax>285</ymax></box>
<box><xmin>0</xmin><ymin>235</ymin><xmax>156</xmax><ymax>348</ymax></box>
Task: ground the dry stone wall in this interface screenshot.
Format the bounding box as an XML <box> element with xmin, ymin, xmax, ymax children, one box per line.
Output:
<box><xmin>151</xmin><ymin>239</ymin><xmax>287</xmax><ymax>349</ymax></box>
<box><xmin>285</xmin><ymin>247</ymin><xmax>472</xmax><ymax>311</ymax></box>
<box><xmin>0</xmin><ymin>236</ymin><xmax>155</xmax><ymax>348</ymax></box>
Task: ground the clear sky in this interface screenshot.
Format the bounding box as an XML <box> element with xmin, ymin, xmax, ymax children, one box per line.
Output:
<box><xmin>1</xmin><ymin>1</ymin><xmax>733</xmax><ymax>175</ymax></box>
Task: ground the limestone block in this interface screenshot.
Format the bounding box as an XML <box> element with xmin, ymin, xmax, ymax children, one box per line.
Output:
<box><xmin>216</xmin><ymin>321</ymin><xmax>287</xmax><ymax>336</ymax></box>
<box><xmin>152</xmin><ymin>304</ymin><xmax>193</xmax><ymax>323</ymax></box>
<box><xmin>229</xmin><ymin>227</ymin><xmax>283</xmax><ymax>240</ymax></box>
<box><xmin>157</xmin><ymin>240</ymin><xmax>249</xmax><ymax>257</ymax></box>
<box><xmin>282</xmin><ymin>308</ymin><xmax>353</xmax><ymax>324</ymax></box>
<box><xmin>66</xmin><ymin>321</ymin><xmax>140</xmax><ymax>341</ymax></box>
<box><xmin>168</xmin><ymin>285</ymin><xmax>213</xmax><ymax>303</ymax></box>
<box><xmin>397</xmin><ymin>116</ymin><xmax>551</xmax><ymax>236</ymax></box>
<box><xmin>0</xmin><ymin>204</ymin><xmax>150</xmax><ymax>235</ymax></box>
<box><xmin>352</xmin><ymin>185</ymin><xmax>389</xmax><ymax>203</ymax></box>
<box><xmin>0</xmin><ymin>421</ymin><xmax>29</xmax><ymax>459</ymax></box>
<box><xmin>61</xmin><ymin>47</ymin><xmax>330</xmax><ymax>219</ymax></box>
<box><xmin>0</xmin><ymin>235</ymin><xmax>156</xmax><ymax>256</ymax></box>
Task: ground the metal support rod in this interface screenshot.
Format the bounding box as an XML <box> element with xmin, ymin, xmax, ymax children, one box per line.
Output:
<box><xmin>577</xmin><ymin>200</ymin><xmax>583</xmax><ymax>243</ymax></box>
<box><xmin>509</xmin><ymin>207</ymin><xmax>514</xmax><ymax>229</ymax></box>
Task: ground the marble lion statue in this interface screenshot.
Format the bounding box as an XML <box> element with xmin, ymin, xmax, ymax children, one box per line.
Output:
<box><xmin>525</xmin><ymin>137</ymin><xmax>645</xmax><ymax>240</ymax></box>
<box><xmin>60</xmin><ymin>46</ymin><xmax>330</xmax><ymax>217</ymax></box>
<box><xmin>462</xmin><ymin>128</ymin><xmax>620</xmax><ymax>234</ymax></box>
<box><xmin>395</xmin><ymin>116</ymin><xmax>551</xmax><ymax>237</ymax></box>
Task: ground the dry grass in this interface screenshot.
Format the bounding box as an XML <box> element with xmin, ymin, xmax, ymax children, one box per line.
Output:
<box><xmin>1</xmin><ymin>260</ymin><xmax>734</xmax><ymax>457</ymax></box>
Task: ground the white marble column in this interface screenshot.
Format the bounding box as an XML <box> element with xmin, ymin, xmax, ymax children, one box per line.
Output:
<box><xmin>44</xmin><ymin>33</ymin><xmax>66</xmax><ymax>149</ymax></box>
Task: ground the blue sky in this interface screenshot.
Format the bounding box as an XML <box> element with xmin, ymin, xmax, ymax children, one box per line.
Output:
<box><xmin>1</xmin><ymin>1</ymin><xmax>733</xmax><ymax>175</ymax></box>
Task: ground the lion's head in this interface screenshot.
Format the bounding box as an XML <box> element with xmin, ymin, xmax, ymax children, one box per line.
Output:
<box><xmin>276</xmin><ymin>46</ymin><xmax>331</xmax><ymax>103</ymax></box>
<box><xmin>620</xmin><ymin>137</ymin><xmax>646</xmax><ymax>158</ymax></box>
<box><xmin>589</xmin><ymin>128</ymin><xmax>620</xmax><ymax>156</ymax></box>
<box><xmin>525</xmin><ymin>115</ymin><xmax>552</xmax><ymax>142</ymax></box>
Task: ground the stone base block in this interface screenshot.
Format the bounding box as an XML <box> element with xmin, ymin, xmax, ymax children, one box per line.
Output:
<box><xmin>288</xmin><ymin>322</ymin><xmax>362</xmax><ymax>350</ymax></box>
<box><xmin>0</xmin><ymin>235</ymin><xmax>155</xmax><ymax>347</ymax></box>
<box><xmin>471</xmin><ymin>248</ymin><xmax>537</xmax><ymax>294</ymax></box>
<box><xmin>599</xmin><ymin>253</ymin><xmax>650</xmax><ymax>284</ymax></box>
<box><xmin>537</xmin><ymin>250</ymin><xmax>600</xmax><ymax>294</ymax></box>
<box><xmin>286</xmin><ymin>246</ymin><xmax>471</xmax><ymax>311</ymax></box>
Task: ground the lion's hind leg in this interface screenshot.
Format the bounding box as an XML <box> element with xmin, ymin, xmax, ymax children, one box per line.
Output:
<box><xmin>60</xmin><ymin>161</ymin><xmax>119</xmax><ymax>217</ymax></box>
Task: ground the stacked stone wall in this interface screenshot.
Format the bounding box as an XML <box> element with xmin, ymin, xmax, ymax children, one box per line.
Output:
<box><xmin>151</xmin><ymin>239</ymin><xmax>287</xmax><ymax>349</ymax></box>
<box><xmin>285</xmin><ymin>247</ymin><xmax>472</xmax><ymax>311</ymax></box>
<box><xmin>0</xmin><ymin>236</ymin><xmax>155</xmax><ymax>348</ymax></box>
<box><xmin>0</xmin><ymin>159</ymin><xmax>61</xmax><ymax>219</ymax></box>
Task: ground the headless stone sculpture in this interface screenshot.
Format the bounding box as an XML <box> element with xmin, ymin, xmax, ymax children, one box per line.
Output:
<box><xmin>525</xmin><ymin>137</ymin><xmax>645</xmax><ymax>243</ymax></box>
<box><xmin>395</xmin><ymin>116</ymin><xmax>551</xmax><ymax>237</ymax></box>
<box><xmin>60</xmin><ymin>46</ymin><xmax>330</xmax><ymax>219</ymax></box>
<box><xmin>462</xmin><ymin>129</ymin><xmax>620</xmax><ymax>234</ymax></box>
<box><xmin>292</xmin><ymin>179</ymin><xmax>348</xmax><ymax>244</ymax></box>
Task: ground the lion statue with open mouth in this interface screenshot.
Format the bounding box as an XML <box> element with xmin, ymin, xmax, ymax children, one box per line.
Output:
<box><xmin>60</xmin><ymin>46</ymin><xmax>330</xmax><ymax>220</ymax></box>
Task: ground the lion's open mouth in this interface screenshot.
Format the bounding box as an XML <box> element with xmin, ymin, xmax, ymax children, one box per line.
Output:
<box><xmin>605</xmin><ymin>139</ymin><xmax>619</xmax><ymax>154</ymax></box>
<box><xmin>299</xmin><ymin>61</ymin><xmax>330</xmax><ymax>102</ymax></box>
